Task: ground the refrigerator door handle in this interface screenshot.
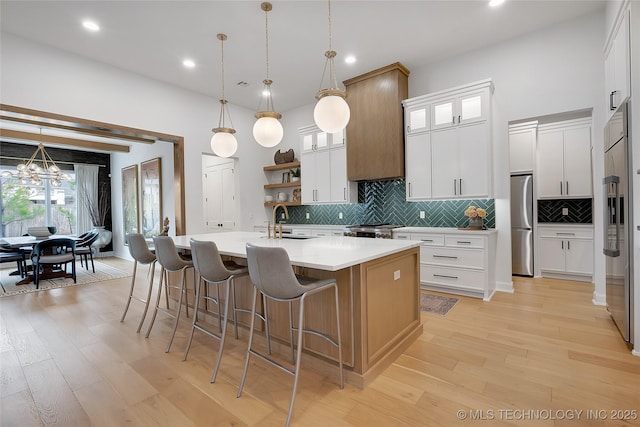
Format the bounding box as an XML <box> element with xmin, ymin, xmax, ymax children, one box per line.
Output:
<box><xmin>603</xmin><ymin>175</ymin><xmax>621</xmax><ymax>257</ymax></box>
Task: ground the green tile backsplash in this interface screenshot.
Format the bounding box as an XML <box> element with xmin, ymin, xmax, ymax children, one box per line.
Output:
<box><xmin>286</xmin><ymin>179</ymin><xmax>495</xmax><ymax>228</ymax></box>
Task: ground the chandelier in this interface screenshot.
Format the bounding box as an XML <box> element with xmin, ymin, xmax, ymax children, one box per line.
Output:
<box><xmin>210</xmin><ymin>33</ymin><xmax>238</xmax><ymax>158</ymax></box>
<box><xmin>314</xmin><ymin>0</ymin><xmax>350</xmax><ymax>133</ymax></box>
<box><xmin>1</xmin><ymin>141</ymin><xmax>70</xmax><ymax>187</ymax></box>
<box><xmin>253</xmin><ymin>2</ymin><xmax>283</xmax><ymax>148</ymax></box>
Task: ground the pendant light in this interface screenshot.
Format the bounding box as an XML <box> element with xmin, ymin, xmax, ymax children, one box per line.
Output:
<box><xmin>210</xmin><ymin>33</ymin><xmax>238</xmax><ymax>158</ymax></box>
<box><xmin>253</xmin><ymin>2</ymin><xmax>283</xmax><ymax>148</ymax></box>
<box><xmin>314</xmin><ymin>0</ymin><xmax>350</xmax><ymax>133</ymax></box>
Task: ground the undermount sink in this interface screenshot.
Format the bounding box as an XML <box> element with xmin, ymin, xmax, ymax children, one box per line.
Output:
<box><xmin>261</xmin><ymin>235</ymin><xmax>317</xmax><ymax>240</ymax></box>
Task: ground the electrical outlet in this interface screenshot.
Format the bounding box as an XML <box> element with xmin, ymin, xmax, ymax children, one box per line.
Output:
<box><xmin>562</xmin><ymin>208</ymin><xmax>569</xmax><ymax>216</ymax></box>
<box><xmin>281</xmin><ymin>213</ymin><xmax>285</xmax><ymax>219</ymax></box>
<box><xmin>339</xmin><ymin>212</ymin><xmax>343</xmax><ymax>219</ymax></box>
<box><xmin>394</xmin><ymin>270</ymin><xmax>401</xmax><ymax>280</ymax></box>
<box><xmin>306</xmin><ymin>212</ymin><xmax>310</xmax><ymax>219</ymax></box>
<box><xmin>419</xmin><ymin>211</ymin><xmax>425</xmax><ymax>219</ymax></box>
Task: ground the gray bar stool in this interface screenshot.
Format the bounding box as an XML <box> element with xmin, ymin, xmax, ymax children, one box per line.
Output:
<box><xmin>184</xmin><ymin>239</ymin><xmax>271</xmax><ymax>383</ymax></box>
<box><xmin>120</xmin><ymin>233</ymin><xmax>157</xmax><ymax>333</ymax></box>
<box><xmin>238</xmin><ymin>243</ymin><xmax>344</xmax><ymax>427</ymax></box>
<box><xmin>145</xmin><ymin>235</ymin><xmax>194</xmax><ymax>353</ymax></box>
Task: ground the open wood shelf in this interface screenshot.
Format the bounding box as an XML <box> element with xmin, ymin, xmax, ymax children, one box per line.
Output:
<box><xmin>264</xmin><ymin>181</ymin><xmax>301</xmax><ymax>189</ymax></box>
<box><xmin>263</xmin><ymin>161</ymin><xmax>299</xmax><ymax>172</ymax></box>
<box><xmin>264</xmin><ymin>201</ymin><xmax>301</xmax><ymax>207</ymax></box>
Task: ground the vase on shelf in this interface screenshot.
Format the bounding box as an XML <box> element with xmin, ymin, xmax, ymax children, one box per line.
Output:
<box><xmin>92</xmin><ymin>225</ymin><xmax>112</xmax><ymax>250</ymax></box>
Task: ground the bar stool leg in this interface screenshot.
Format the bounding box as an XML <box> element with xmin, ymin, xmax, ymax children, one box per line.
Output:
<box><xmin>286</xmin><ymin>295</ymin><xmax>307</xmax><ymax>427</ymax></box>
<box><xmin>136</xmin><ymin>262</ymin><xmax>156</xmax><ymax>333</ymax></box>
<box><xmin>210</xmin><ymin>276</ymin><xmax>232</xmax><ymax>383</ymax></box>
<box><xmin>237</xmin><ymin>287</ymin><xmax>259</xmax><ymax>398</ymax></box>
<box><xmin>288</xmin><ymin>301</ymin><xmax>295</xmax><ymax>364</ymax></box>
<box><xmin>165</xmin><ymin>266</ymin><xmax>189</xmax><ymax>353</ymax></box>
<box><xmin>120</xmin><ymin>260</ymin><xmax>138</xmax><ymax>322</ymax></box>
<box><xmin>183</xmin><ymin>275</ymin><xmax>203</xmax><ymax>361</ymax></box>
<box><xmin>334</xmin><ymin>284</ymin><xmax>344</xmax><ymax>389</ymax></box>
<box><xmin>263</xmin><ymin>294</ymin><xmax>272</xmax><ymax>355</ymax></box>
<box><xmin>145</xmin><ymin>266</ymin><xmax>166</xmax><ymax>338</ymax></box>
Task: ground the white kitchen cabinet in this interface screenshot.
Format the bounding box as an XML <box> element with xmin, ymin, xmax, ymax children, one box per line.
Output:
<box><xmin>431</xmin><ymin>122</ymin><xmax>490</xmax><ymax>199</ymax></box>
<box><xmin>538</xmin><ymin>225</ymin><xmax>593</xmax><ymax>281</ymax></box>
<box><xmin>509</xmin><ymin>121</ymin><xmax>537</xmax><ymax>174</ymax></box>
<box><xmin>394</xmin><ymin>228</ymin><xmax>497</xmax><ymax>301</ymax></box>
<box><xmin>404</xmin><ymin>103</ymin><xmax>430</xmax><ymax>135</ymax></box>
<box><xmin>431</xmin><ymin>89</ymin><xmax>487</xmax><ymax>131</ymax></box>
<box><xmin>536</xmin><ymin>119</ymin><xmax>592</xmax><ymax>199</ymax></box>
<box><xmin>402</xmin><ymin>79</ymin><xmax>493</xmax><ymax>201</ymax></box>
<box><xmin>405</xmin><ymin>133</ymin><xmax>431</xmax><ymax>200</ymax></box>
<box><xmin>300</xmin><ymin>125</ymin><xmax>356</xmax><ymax>205</ymax></box>
<box><xmin>605</xmin><ymin>9</ymin><xmax>630</xmax><ymax>115</ymax></box>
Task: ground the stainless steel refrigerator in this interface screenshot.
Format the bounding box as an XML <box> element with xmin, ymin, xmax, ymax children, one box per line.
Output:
<box><xmin>604</xmin><ymin>101</ymin><xmax>633</xmax><ymax>344</ymax></box>
<box><xmin>511</xmin><ymin>174</ymin><xmax>534</xmax><ymax>276</ymax></box>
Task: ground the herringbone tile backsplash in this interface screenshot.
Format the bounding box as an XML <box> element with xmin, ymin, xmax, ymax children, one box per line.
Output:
<box><xmin>538</xmin><ymin>199</ymin><xmax>592</xmax><ymax>223</ymax></box>
<box><xmin>287</xmin><ymin>179</ymin><xmax>495</xmax><ymax>228</ymax></box>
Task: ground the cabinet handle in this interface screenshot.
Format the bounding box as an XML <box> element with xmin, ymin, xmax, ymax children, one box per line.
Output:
<box><xmin>459</xmin><ymin>178</ymin><xmax>462</xmax><ymax>195</ymax></box>
<box><xmin>567</xmin><ymin>240</ymin><xmax>571</xmax><ymax>250</ymax></box>
<box><xmin>408</xmin><ymin>182</ymin><xmax>412</xmax><ymax>197</ymax></box>
<box><xmin>454</xmin><ymin>179</ymin><xmax>457</xmax><ymax>195</ymax></box>
<box><xmin>433</xmin><ymin>255</ymin><xmax>458</xmax><ymax>259</ymax></box>
<box><xmin>566</xmin><ymin>181</ymin><xmax>569</xmax><ymax>195</ymax></box>
<box><xmin>610</xmin><ymin>90</ymin><xmax>617</xmax><ymax>111</ymax></box>
<box><xmin>561</xmin><ymin>241</ymin><xmax>564</xmax><ymax>249</ymax></box>
<box><xmin>560</xmin><ymin>181</ymin><xmax>563</xmax><ymax>195</ymax></box>
<box><xmin>434</xmin><ymin>274</ymin><xmax>458</xmax><ymax>280</ymax></box>
<box><xmin>556</xmin><ymin>232</ymin><xmax>575</xmax><ymax>236</ymax></box>
<box><xmin>458</xmin><ymin>115</ymin><xmax>461</xmax><ymax>124</ymax></box>
<box><xmin>344</xmin><ymin>188</ymin><xmax>347</xmax><ymax>200</ymax></box>
<box><xmin>457</xmin><ymin>241</ymin><xmax>471</xmax><ymax>244</ymax></box>
<box><xmin>407</xmin><ymin>125</ymin><xmax>411</xmax><ymax>133</ymax></box>
<box><xmin>421</xmin><ymin>239</ymin><xmax>433</xmax><ymax>242</ymax></box>
<box><xmin>452</xmin><ymin>116</ymin><xmax>455</xmax><ymax>125</ymax></box>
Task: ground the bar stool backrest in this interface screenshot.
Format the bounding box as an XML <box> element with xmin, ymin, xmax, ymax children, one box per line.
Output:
<box><xmin>189</xmin><ymin>239</ymin><xmax>233</xmax><ymax>282</ymax></box>
<box><xmin>128</xmin><ymin>233</ymin><xmax>156</xmax><ymax>264</ymax></box>
<box><xmin>245</xmin><ymin>243</ymin><xmax>306</xmax><ymax>299</ymax></box>
<box><xmin>152</xmin><ymin>236</ymin><xmax>189</xmax><ymax>272</ymax></box>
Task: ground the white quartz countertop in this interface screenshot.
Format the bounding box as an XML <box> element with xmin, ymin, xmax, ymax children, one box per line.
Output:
<box><xmin>173</xmin><ymin>232</ymin><xmax>419</xmax><ymax>271</ymax></box>
<box><xmin>394</xmin><ymin>227</ymin><xmax>498</xmax><ymax>235</ymax></box>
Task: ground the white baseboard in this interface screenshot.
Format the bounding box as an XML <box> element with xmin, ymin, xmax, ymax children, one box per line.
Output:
<box><xmin>632</xmin><ymin>348</ymin><xmax>640</xmax><ymax>357</ymax></box>
<box><xmin>496</xmin><ymin>280</ymin><xmax>514</xmax><ymax>293</ymax></box>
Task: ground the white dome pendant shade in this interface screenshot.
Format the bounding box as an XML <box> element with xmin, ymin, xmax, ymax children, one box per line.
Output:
<box><xmin>211</xmin><ymin>128</ymin><xmax>238</xmax><ymax>158</ymax></box>
<box><xmin>314</xmin><ymin>1</ymin><xmax>350</xmax><ymax>133</ymax></box>
<box><xmin>253</xmin><ymin>2</ymin><xmax>283</xmax><ymax>148</ymax></box>
<box><xmin>211</xmin><ymin>33</ymin><xmax>238</xmax><ymax>158</ymax></box>
<box><xmin>314</xmin><ymin>90</ymin><xmax>350</xmax><ymax>133</ymax></box>
<box><xmin>253</xmin><ymin>111</ymin><xmax>283</xmax><ymax>148</ymax></box>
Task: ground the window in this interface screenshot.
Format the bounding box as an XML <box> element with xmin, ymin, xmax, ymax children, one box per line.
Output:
<box><xmin>0</xmin><ymin>168</ymin><xmax>77</xmax><ymax>237</ymax></box>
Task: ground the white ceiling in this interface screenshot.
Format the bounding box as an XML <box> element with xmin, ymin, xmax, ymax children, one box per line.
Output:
<box><xmin>1</xmin><ymin>0</ymin><xmax>605</xmax><ymax>114</ymax></box>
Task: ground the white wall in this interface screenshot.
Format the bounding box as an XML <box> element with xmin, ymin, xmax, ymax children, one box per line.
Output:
<box><xmin>405</xmin><ymin>11</ymin><xmax>606</xmax><ymax>294</ymax></box>
<box><xmin>0</xmin><ymin>33</ymin><xmax>273</xmax><ymax>260</ymax></box>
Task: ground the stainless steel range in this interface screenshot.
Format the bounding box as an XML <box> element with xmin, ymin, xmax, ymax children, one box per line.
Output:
<box><xmin>343</xmin><ymin>223</ymin><xmax>403</xmax><ymax>239</ymax></box>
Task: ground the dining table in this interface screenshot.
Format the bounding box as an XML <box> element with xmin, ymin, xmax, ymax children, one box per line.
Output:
<box><xmin>1</xmin><ymin>235</ymin><xmax>81</xmax><ymax>285</ymax></box>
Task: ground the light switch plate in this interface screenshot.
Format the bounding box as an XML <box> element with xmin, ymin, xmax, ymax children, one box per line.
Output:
<box><xmin>562</xmin><ymin>208</ymin><xmax>569</xmax><ymax>216</ymax></box>
<box><xmin>339</xmin><ymin>212</ymin><xmax>343</xmax><ymax>219</ymax></box>
<box><xmin>419</xmin><ymin>211</ymin><xmax>425</xmax><ymax>219</ymax></box>
<box><xmin>306</xmin><ymin>213</ymin><xmax>310</xmax><ymax>219</ymax></box>
<box><xmin>393</xmin><ymin>270</ymin><xmax>401</xmax><ymax>280</ymax></box>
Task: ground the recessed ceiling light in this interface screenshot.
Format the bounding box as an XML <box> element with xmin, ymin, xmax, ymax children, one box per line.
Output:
<box><xmin>182</xmin><ymin>59</ymin><xmax>196</xmax><ymax>68</ymax></box>
<box><xmin>82</xmin><ymin>20</ymin><xmax>100</xmax><ymax>32</ymax></box>
<box><xmin>489</xmin><ymin>0</ymin><xmax>505</xmax><ymax>7</ymax></box>
<box><xmin>345</xmin><ymin>55</ymin><xmax>356</xmax><ymax>64</ymax></box>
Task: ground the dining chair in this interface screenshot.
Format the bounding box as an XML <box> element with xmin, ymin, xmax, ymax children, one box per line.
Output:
<box><xmin>238</xmin><ymin>243</ymin><xmax>344</xmax><ymax>427</ymax></box>
<box><xmin>76</xmin><ymin>230</ymin><xmax>100</xmax><ymax>272</ymax></box>
<box><xmin>145</xmin><ymin>236</ymin><xmax>194</xmax><ymax>353</ymax></box>
<box><xmin>30</xmin><ymin>238</ymin><xmax>76</xmax><ymax>289</ymax></box>
<box><xmin>121</xmin><ymin>233</ymin><xmax>157</xmax><ymax>333</ymax></box>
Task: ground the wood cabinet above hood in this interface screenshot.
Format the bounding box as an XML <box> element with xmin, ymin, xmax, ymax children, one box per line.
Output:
<box><xmin>344</xmin><ymin>62</ymin><xmax>409</xmax><ymax>181</ymax></box>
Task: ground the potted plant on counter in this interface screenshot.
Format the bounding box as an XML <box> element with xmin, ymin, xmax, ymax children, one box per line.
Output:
<box><xmin>290</xmin><ymin>167</ymin><xmax>300</xmax><ymax>182</ymax></box>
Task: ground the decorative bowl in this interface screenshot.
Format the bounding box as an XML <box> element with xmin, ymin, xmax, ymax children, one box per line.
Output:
<box><xmin>28</xmin><ymin>227</ymin><xmax>52</xmax><ymax>238</ymax></box>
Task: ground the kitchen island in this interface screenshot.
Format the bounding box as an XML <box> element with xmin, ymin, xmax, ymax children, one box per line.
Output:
<box><xmin>173</xmin><ymin>232</ymin><xmax>421</xmax><ymax>388</ymax></box>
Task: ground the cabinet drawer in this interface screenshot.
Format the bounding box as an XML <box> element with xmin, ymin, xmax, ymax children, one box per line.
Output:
<box><xmin>420</xmin><ymin>265</ymin><xmax>485</xmax><ymax>291</ymax></box>
<box><xmin>422</xmin><ymin>247</ymin><xmax>484</xmax><ymax>269</ymax></box>
<box><xmin>445</xmin><ymin>235</ymin><xmax>485</xmax><ymax>249</ymax></box>
<box><xmin>538</xmin><ymin>227</ymin><xmax>593</xmax><ymax>239</ymax></box>
<box><xmin>393</xmin><ymin>233</ymin><xmax>411</xmax><ymax>240</ymax></box>
<box><xmin>412</xmin><ymin>234</ymin><xmax>445</xmax><ymax>246</ymax></box>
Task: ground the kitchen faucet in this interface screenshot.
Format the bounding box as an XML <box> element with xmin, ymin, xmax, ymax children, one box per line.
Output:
<box><xmin>270</xmin><ymin>203</ymin><xmax>289</xmax><ymax>239</ymax></box>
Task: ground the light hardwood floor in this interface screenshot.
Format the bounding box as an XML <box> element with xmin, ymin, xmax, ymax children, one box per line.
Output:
<box><xmin>1</xmin><ymin>257</ymin><xmax>639</xmax><ymax>426</ymax></box>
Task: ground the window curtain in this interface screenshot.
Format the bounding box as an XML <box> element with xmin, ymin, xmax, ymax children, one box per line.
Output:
<box><xmin>75</xmin><ymin>164</ymin><xmax>99</xmax><ymax>234</ymax></box>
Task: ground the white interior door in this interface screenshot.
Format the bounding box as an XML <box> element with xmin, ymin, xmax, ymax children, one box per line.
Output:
<box><xmin>203</xmin><ymin>158</ymin><xmax>236</xmax><ymax>232</ymax></box>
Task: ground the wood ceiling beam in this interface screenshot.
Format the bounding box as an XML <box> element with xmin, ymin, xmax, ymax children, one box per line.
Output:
<box><xmin>0</xmin><ymin>129</ymin><xmax>130</xmax><ymax>153</ymax></box>
<box><xmin>0</xmin><ymin>114</ymin><xmax>156</xmax><ymax>144</ymax></box>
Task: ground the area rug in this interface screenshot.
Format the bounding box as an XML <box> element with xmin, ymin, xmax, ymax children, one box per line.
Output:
<box><xmin>420</xmin><ymin>293</ymin><xmax>459</xmax><ymax>316</ymax></box>
<box><xmin>0</xmin><ymin>261</ymin><xmax>131</xmax><ymax>297</ymax></box>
